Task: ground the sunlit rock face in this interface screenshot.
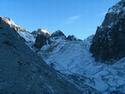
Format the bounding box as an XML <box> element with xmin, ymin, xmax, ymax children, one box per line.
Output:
<box><xmin>0</xmin><ymin>17</ymin><xmax>11</xmax><ymax>29</ymax></box>
<box><xmin>32</xmin><ymin>28</ymin><xmax>50</xmax><ymax>38</ymax></box>
<box><xmin>90</xmin><ymin>0</ymin><xmax>125</xmax><ymax>61</ymax></box>
<box><xmin>50</xmin><ymin>30</ymin><xmax>66</xmax><ymax>39</ymax></box>
<box><xmin>0</xmin><ymin>16</ymin><xmax>26</xmax><ymax>31</ymax></box>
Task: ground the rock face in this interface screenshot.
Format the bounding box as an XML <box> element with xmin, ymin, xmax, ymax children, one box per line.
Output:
<box><xmin>33</xmin><ymin>28</ymin><xmax>50</xmax><ymax>48</ymax></box>
<box><xmin>32</xmin><ymin>28</ymin><xmax>50</xmax><ymax>38</ymax></box>
<box><xmin>0</xmin><ymin>17</ymin><xmax>11</xmax><ymax>29</ymax></box>
<box><xmin>0</xmin><ymin>17</ymin><xmax>81</xmax><ymax>94</ymax></box>
<box><xmin>66</xmin><ymin>35</ymin><xmax>77</xmax><ymax>41</ymax></box>
<box><xmin>90</xmin><ymin>0</ymin><xmax>125</xmax><ymax>61</ymax></box>
<box><xmin>0</xmin><ymin>16</ymin><xmax>25</xmax><ymax>32</ymax></box>
<box><xmin>51</xmin><ymin>30</ymin><xmax>66</xmax><ymax>39</ymax></box>
<box><xmin>33</xmin><ymin>30</ymin><xmax>67</xmax><ymax>49</ymax></box>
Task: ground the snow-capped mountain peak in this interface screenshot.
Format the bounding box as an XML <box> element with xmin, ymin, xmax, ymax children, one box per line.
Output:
<box><xmin>0</xmin><ymin>16</ymin><xmax>26</xmax><ymax>32</ymax></box>
<box><xmin>37</xmin><ymin>28</ymin><xmax>50</xmax><ymax>34</ymax></box>
<box><xmin>40</xmin><ymin>28</ymin><xmax>49</xmax><ymax>33</ymax></box>
<box><xmin>108</xmin><ymin>0</ymin><xmax>125</xmax><ymax>14</ymax></box>
<box><xmin>0</xmin><ymin>16</ymin><xmax>15</xmax><ymax>26</ymax></box>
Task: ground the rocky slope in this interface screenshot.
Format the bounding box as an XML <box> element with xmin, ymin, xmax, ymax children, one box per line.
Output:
<box><xmin>0</xmin><ymin>17</ymin><xmax>83</xmax><ymax>94</ymax></box>
<box><xmin>90</xmin><ymin>0</ymin><xmax>125</xmax><ymax>61</ymax></box>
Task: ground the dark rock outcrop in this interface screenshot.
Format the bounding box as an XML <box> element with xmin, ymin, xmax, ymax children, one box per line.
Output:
<box><xmin>33</xmin><ymin>30</ymin><xmax>67</xmax><ymax>49</ymax></box>
<box><xmin>33</xmin><ymin>28</ymin><xmax>50</xmax><ymax>48</ymax></box>
<box><xmin>90</xmin><ymin>0</ymin><xmax>125</xmax><ymax>61</ymax></box>
<box><xmin>66</xmin><ymin>35</ymin><xmax>77</xmax><ymax>41</ymax></box>
<box><xmin>32</xmin><ymin>28</ymin><xmax>50</xmax><ymax>38</ymax></box>
<box><xmin>51</xmin><ymin>30</ymin><xmax>66</xmax><ymax>39</ymax></box>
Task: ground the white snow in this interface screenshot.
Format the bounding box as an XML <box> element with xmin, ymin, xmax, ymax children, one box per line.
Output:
<box><xmin>108</xmin><ymin>1</ymin><xmax>125</xmax><ymax>14</ymax></box>
<box><xmin>35</xmin><ymin>35</ymin><xmax>125</xmax><ymax>93</ymax></box>
<box><xmin>41</xmin><ymin>29</ymin><xmax>49</xmax><ymax>33</ymax></box>
<box><xmin>37</xmin><ymin>28</ymin><xmax>51</xmax><ymax>35</ymax></box>
<box><xmin>18</xmin><ymin>31</ymin><xmax>35</xmax><ymax>47</ymax></box>
<box><xmin>0</xmin><ymin>17</ymin><xmax>25</xmax><ymax>31</ymax></box>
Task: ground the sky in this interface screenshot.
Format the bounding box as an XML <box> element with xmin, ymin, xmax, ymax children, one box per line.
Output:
<box><xmin>0</xmin><ymin>0</ymin><xmax>120</xmax><ymax>39</ymax></box>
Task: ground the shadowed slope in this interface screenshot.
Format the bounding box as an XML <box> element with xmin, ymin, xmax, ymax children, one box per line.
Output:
<box><xmin>0</xmin><ymin>17</ymin><xmax>81</xmax><ymax>94</ymax></box>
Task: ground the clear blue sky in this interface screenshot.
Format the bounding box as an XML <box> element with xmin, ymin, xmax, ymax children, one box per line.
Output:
<box><xmin>0</xmin><ymin>0</ymin><xmax>119</xmax><ymax>39</ymax></box>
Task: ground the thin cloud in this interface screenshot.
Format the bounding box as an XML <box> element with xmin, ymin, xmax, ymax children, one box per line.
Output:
<box><xmin>68</xmin><ymin>15</ymin><xmax>80</xmax><ymax>20</ymax></box>
<box><xmin>64</xmin><ymin>15</ymin><xmax>81</xmax><ymax>24</ymax></box>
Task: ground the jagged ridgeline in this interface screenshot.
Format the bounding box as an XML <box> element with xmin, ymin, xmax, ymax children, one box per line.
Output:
<box><xmin>90</xmin><ymin>0</ymin><xmax>125</xmax><ymax>61</ymax></box>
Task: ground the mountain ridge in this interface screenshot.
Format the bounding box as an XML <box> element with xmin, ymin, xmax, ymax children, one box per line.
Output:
<box><xmin>0</xmin><ymin>16</ymin><xmax>83</xmax><ymax>94</ymax></box>
<box><xmin>1</xmin><ymin>0</ymin><xmax>125</xmax><ymax>93</ymax></box>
